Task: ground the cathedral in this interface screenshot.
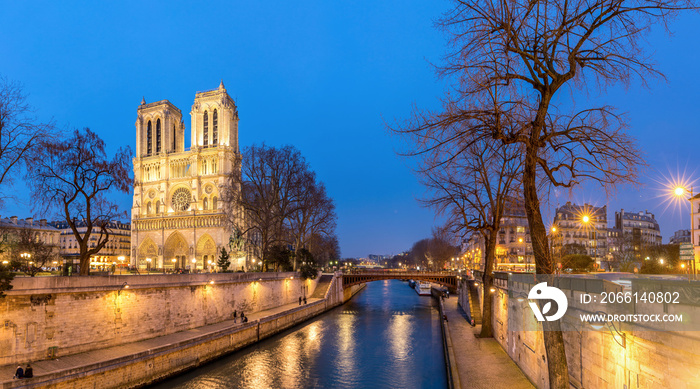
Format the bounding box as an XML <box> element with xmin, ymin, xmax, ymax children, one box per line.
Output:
<box><xmin>130</xmin><ymin>82</ymin><xmax>242</xmax><ymax>271</ymax></box>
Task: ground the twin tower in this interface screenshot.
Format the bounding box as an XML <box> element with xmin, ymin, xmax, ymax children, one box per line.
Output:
<box><xmin>130</xmin><ymin>82</ymin><xmax>244</xmax><ymax>271</ymax></box>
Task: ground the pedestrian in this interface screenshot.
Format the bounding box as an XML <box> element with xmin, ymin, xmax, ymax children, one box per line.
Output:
<box><xmin>24</xmin><ymin>364</ymin><xmax>33</xmax><ymax>378</ymax></box>
<box><xmin>303</xmin><ymin>296</ymin><xmax>307</xmax><ymax>304</ymax></box>
<box><xmin>299</xmin><ymin>296</ymin><xmax>302</xmax><ymax>305</ymax></box>
<box><xmin>233</xmin><ymin>310</ymin><xmax>237</xmax><ymax>323</ymax></box>
<box><xmin>13</xmin><ymin>365</ymin><xmax>23</xmax><ymax>379</ymax></box>
<box><xmin>243</xmin><ymin>316</ymin><xmax>248</xmax><ymax>323</ymax></box>
<box><xmin>446</xmin><ymin>291</ymin><xmax>450</xmax><ymax>299</ymax></box>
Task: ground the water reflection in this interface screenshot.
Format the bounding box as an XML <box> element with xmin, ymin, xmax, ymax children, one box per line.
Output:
<box><xmin>151</xmin><ymin>279</ymin><xmax>447</xmax><ymax>389</ymax></box>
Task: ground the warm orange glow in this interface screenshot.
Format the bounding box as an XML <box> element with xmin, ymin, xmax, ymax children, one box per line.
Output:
<box><xmin>582</xmin><ymin>215</ymin><xmax>590</xmax><ymax>223</ymax></box>
<box><xmin>551</xmin><ymin>226</ymin><xmax>557</xmax><ymax>233</ymax></box>
<box><xmin>518</xmin><ymin>237</ymin><xmax>523</xmax><ymax>243</ymax></box>
<box><xmin>675</xmin><ymin>187</ymin><xmax>685</xmax><ymax>196</ymax></box>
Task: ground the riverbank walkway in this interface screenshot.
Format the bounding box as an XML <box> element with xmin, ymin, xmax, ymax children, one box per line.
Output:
<box><xmin>442</xmin><ymin>297</ymin><xmax>535</xmax><ymax>389</ymax></box>
<box><xmin>0</xmin><ymin>298</ymin><xmax>321</xmax><ymax>387</ymax></box>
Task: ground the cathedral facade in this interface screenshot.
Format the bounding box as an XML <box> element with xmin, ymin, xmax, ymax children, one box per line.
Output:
<box><xmin>131</xmin><ymin>82</ymin><xmax>242</xmax><ymax>271</ymax></box>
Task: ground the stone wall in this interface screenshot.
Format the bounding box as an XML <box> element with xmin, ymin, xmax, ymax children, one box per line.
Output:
<box><xmin>0</xmin><ymin>273</ymin><xmax>366</xmax><ymax>389</ymax></box>
<box><xmin>0</xmin><ymin>272</ymin><xmax>319</xmax><ymax>366</ymax></box>
<box><xmin>469</xmin><ymin>276</ymin><xmax>700</xmax><ymax>389</ymax></box>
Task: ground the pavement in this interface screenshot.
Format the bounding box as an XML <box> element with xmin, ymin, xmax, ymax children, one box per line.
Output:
<box><xmin>442</xmin><ymin>297</ymin><xmax>535</xmax><ymax>389</ymax></box>
<box><xmin>0</xmin><ymin>298</ymin><xmax>321</xmax><ymax>386</ymax></box>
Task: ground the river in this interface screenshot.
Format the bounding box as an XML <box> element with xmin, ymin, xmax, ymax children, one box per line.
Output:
<box><xmin>150</xmin><ymin>279</ymin><xmax>448</xmax><ymax>389</ymax></box>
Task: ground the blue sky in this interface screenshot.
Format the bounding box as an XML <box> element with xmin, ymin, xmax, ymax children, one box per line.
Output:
<box><xmin>1</xmin><ymin>1</ymin><xmax>699</xmax><ymax>257</ymax></box>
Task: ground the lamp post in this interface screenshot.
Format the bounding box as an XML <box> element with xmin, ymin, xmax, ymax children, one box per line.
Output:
<box><xmin>580</xmin><ymin>213</ymin><xmax>601</xmax><ymax>271</ymax></box>
<box><xmin>191</xmin><ymin>258</ymin><xmax>197</xmax><ymax>273</ymax></box>
<box><xmin>171</xmin><ymin>258</ymin><xmax>177</xmax><ymax>273</ymax></box>
<box><xmin>118</xmin><ymin>256</ymin><xmax>125</xmax><ymax>275</ymax></box>
<box><xmin>673</xmin><ymin>186</ymin><xmax>696</xmax><ymax>278</ymax></box>
<box><xmin>146</xmin><ymin>258</ymin><xmax>151</xmax><ymax>274</ymax></box>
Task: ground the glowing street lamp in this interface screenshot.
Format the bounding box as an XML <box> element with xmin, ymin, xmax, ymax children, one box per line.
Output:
<box><xmin>672</xmin><ymin>184</ymin><xmax>696</xmax><ymax>277</ymax></box>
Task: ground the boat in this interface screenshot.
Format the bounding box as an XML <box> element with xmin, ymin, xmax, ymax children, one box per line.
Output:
<box><xmin>414</xmin><ymin>281</ymin><xmax>432</xmax><ymax>296</ymax></box>
<box><xmin>408</xmin><ymin>279</ymin><xmax>416</xmax><ymax>289</ymax></box>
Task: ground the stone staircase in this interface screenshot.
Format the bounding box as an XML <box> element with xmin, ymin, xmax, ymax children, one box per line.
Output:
<box><xmin>310</xmin><ymin>274</ymin><xmax>334</xmax><ymax>298</ymax></box>
<box><xmin>468</xmin><ymin>282</ymin><xmax>482</xmax><ymax>325</ymax></box>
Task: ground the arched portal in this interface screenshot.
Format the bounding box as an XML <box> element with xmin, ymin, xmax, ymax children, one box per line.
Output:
<box><xmin>196</xmin><ymin>234</ymin><xmax>217</xmax><ymax>271</ymax></box>
<box><xmin>164</xmin><ymin>231</ymin><xmax>189</xmax><ymax>270</ymax></box>
<box><xmin>137</xmin><ymin>237</ymin><xmax>158</xmax><ymax>269</ymax></box>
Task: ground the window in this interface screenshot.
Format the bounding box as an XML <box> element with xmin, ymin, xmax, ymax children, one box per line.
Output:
<box><xmin>147</xmin><ymin>121</ymin><xmax>152</xmax><ymax>155</ymax></box>
<box><xmin>155</xmin><ymin>200</ymin><xmax>161</xmax><ymax>214</ymax></box>
<box><xmin>156</xmin><ymin>119</ymin><xmax>162</xmax><ymax>153</ymax></box>
<box><xmin>203</xmin><ymin>197</ymin><xmax>208</xmax><ymax>210</ymax></box>
<box><xmin>213</xmin><ymin>109</ymin><xmax>218</xmax><ymax>145</ymax></box>
<box><xmin>203</xmin><ymin>111</ymin><xmax>209</xmax><ymax>147</ymax></box>
<box><xmin>212</xmin><ymin>196</ymin><xmax>217</xmax><ymax>210</ymax></box>
<box><xmin>147</xmin><ymin>202</ymin><xmax>152</xmax><ymax>214</ymax></box>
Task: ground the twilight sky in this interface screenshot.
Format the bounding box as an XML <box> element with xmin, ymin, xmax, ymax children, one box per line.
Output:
<box><xmin>1</xmin><ymin>1</ymin><xmax>699</xmax><ymax>258</ymax></box>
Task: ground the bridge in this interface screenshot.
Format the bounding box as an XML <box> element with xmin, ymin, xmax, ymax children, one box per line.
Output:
<box><xmin>341</xmin><ymin>270</ymin><xmax>458</xmax><ymax>291</ymax></box>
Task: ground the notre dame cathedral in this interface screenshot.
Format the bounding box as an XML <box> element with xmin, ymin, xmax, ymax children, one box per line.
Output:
<box><xmin>131</xmin><ymin>82</ymin><xmax>242</xmax><ymax>271</ymax></box>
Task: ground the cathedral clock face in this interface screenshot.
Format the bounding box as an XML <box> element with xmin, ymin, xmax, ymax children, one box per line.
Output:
<box><xmin>171</xmin><ymin>187</ymin><xmax>191</xmax><ymax>211</ymax></box>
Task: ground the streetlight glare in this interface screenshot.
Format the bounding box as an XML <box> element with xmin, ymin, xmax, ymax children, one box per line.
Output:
<box><xmin>675</xmin><ymin>187</ymin><xmax>685</xmax><ymax>196</ymax></box>
<box><xmin>582</xmin><ymin>215</ymin><xmax>590</xmax><ymax>223</ymax></box>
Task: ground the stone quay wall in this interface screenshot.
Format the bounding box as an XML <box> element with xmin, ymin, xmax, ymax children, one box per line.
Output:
<box><xmin>462</xmin><ymin>274</ymin><xmax>700</xmax><ymax>389</ymax></box>
<box><xmin>0</xmin><ymin>275</ymin><xmax>365</xmax><ymax>389</ymax></box>
<box><xmin>0</xmin><ymin>272</ymin><xmax>319</xmax><ymax>366</ymax></box>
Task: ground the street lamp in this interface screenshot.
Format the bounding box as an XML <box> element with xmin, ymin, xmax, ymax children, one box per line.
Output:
<box><xmin>192</xmin><ymin>258</ymin><xmax>197</xmax><ymax>273</ymax></box>
<box><xmin>673</xmin><ymin>185</ymin><xmax>696</xmax><ymax>278</ymax></box>
<box><xmin>146</xmin><ymin>257</ymin><xmax>152</xmax><ymax>273</ymax></box>
<box><xmin>118</xmin><ymin>256</ymin><xmax>125</xmax><ymax>275</ymax></box>
<box><xmin>172</xmin><ymin>258</ymin><xmax>177</xmax><ymax>273</ymax></box>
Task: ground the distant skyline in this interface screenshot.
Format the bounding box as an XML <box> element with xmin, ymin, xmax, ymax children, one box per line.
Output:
<box><xmin>1</xmin><ymin>1</ymin><xmax>699</xmax><ymax>257</ymax></box>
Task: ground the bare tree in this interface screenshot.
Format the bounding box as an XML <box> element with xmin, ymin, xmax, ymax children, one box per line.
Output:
<box><xmin>223</xmin><ymin>144</ymin><xmax>310</xmax><ymax>271</ymax></box>
<box><xmin>427</xmin><ymin>226</ymin><xmax>460</xmax><ymax>270</ymax></box>
<box><xmin>26</xmin><ymin>128</ymin><xmax>131</xmax><ymax>275</ymax></box>
<box><xmin>400</xmin><ymin>119</ymin><xmax>522</xmax><ymax>337</ymax></box>
<box><xmin>288</xmin><ymin>175</ymin><xmax>337</xmax><ymax>270</ymax></box>
<box><xmin>308</xmin><ymin>232</ymin><xmax>340</xmax><ymax>267</ymax></box>
<box><xmin>0</xmin><ymin>76</ymin><xmax>53</xmax><ymax>205</ymax></box>
<box><xmin>394</xmin><ymin>1</ymin><xmax>698</xmax><ymax>386</ymax></box>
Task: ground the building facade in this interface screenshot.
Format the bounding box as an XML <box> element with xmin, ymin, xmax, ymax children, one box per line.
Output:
<box><xmin>551</xmin><ymin>202</ymin><xmax>607</xmax><ymax>267</ymax></box>
<box><xmin>0</xmin><ymin>217</ymin><xmax>61</xmax><ymax>265</ymax></box>
<box><xmin>52</xmin><ymin>220</ymin><xmax>131</xmax><ymax>269</ymax></box>
<box><xmin>131</xmin><ymin>82</ymin><xmax>242</xmax><ymax>271</ymax></box>
<box><xmin>613</xmin><ymin>209</ymin><xmax>662</xmax><ymax>260</ymax></box>
<box><xmin>461</xmin><ymin>205</ymin><xmax>534</xmax><ymax>271</ymax></box>
<box><xmin>669</xmin><ymin>229</ymin><xmax>691</xmax><ymax>245</ymax></box>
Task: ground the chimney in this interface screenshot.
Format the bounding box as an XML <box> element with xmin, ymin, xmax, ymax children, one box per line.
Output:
<box><xmin>26</xmin><ymin>217</ymin><xmax>33</xmax><ymax>226</ymax></box>
<box><xmin>10</xmin><ymin>216</ymin><xmax>18</xmax><ymax>224</ymax></box>
<box><xmin>40</xmin><ymin>219</ymin><xmax>47</xmax><ymax>226</ymax></box>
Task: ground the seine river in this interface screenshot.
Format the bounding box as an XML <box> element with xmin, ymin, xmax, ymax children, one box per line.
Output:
<box><xmin>150</xmin><ymin>279</ymin><xmax>448</xmax><ymax>389</ymax></box>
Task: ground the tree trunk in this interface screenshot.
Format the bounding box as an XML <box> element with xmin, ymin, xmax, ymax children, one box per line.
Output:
<box><xmin>479</xmin><ymin>232</ymin><xmax>497</xmax><ymax>338</ymax></box>
<box><xmin>523</xmin><ymin>144</ymin><xmax>570</xmax><ymax>388</ymax></box>
<box><xmin>79</xmin><ymin>245</ymin><xmax>90</xmax><ymax>276</ymax></box>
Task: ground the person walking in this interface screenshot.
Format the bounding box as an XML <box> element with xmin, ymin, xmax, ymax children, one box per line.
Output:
<box><xmin>24</xmin><ymin>364</ymin><xmax>33</xmax><ymax>378</ymax></box>
<box><xmin>13</xmin><ymin>365</ymin><xmax>23</xmax><ymax>379</ymax></box>
<box><xmin>299</xmin><ymin>296</ymin><xmax>302</xmax><ymax>305</ymax></box>
<box><xmin>303</xmin><ymin>296</ymin><xmax>307</xmax><ymax>304</ymax></box>
<box><xmin>233</xmin><ymin>310</ymin><xmax>237</xmax><ymax>323</ymax></box>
